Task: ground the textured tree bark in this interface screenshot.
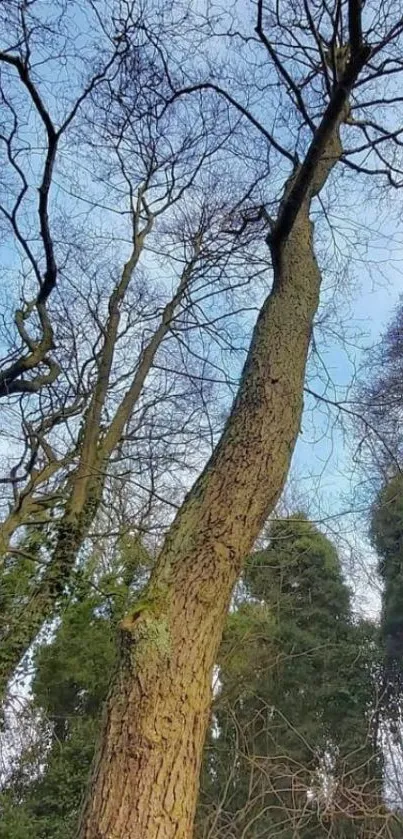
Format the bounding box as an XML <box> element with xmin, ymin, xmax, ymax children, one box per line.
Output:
<box><xmin>77</xmin><ymin>126</ymin><xmax>342</xmax><ymax>836</ymax></box>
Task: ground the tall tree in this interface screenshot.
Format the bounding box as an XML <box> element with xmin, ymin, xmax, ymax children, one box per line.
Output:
<box><xmin>75</xmin><ymin>4</ymin><xmax>403</xmax><ymax>837</ymax></box>
<box><xmin>198</xmin><ymin>517</ymin><xmax>385</xmax><ymax>838</ymax></box>
<box><xmin>0</xmin><ymin>0</ymin><xmax>263</xmax><ymax>699</ymax></box>
<box><xmin>354</xmin><ymin>298</ymin><xmax>403</xmax><ymax>727</ymax></box>
<box><xmin>353</xmin><ymin>275</ymin><xmax>403</xmax><ymax>824</ymax></box>
<box><xmin>1</xmin><ymin>1</ymin><xmax>403</xmax><ymax>836</ymax></box>
<box><xmin>368</xmin><ymin>477</ymin><xmax>403</xmax><ymax>823</ymax></box>
<box><xmin>371</xmin><ymin>475</ymin><xmax>403</xmax><ymax>708</ymax></box>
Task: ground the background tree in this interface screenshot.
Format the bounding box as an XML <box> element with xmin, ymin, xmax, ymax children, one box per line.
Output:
<box><xmin>352</xmin><ymin>299</ymin><xmax>403</xmax><ymax>818</ymax></box>
<box><xmin>351</xmin><ymin>297</ymin><xmax>403</xmax><ymax>700</ymax></box>
<box><xmin>198</xmin><ymin>517</ymin><xmax>387</xmax><ymax>838</ymax></box>
<box><xmin>370</xmin><ymin>472</ymin><xmax>403</xmax><ymax>794</ymax></box>
<box><xmin>371</xmin><ymin>476</ymin><xmax>403</xmax><ymax>682</ymax></box>
<box><xmin>0</xmin><ymin>0</ymin><xmax>124</xmax><ymax>396</ymax></box>
<box><xmin>353</xmin><ymin>299</ymin><xmax>403</xmax><ymax>485</ymax></box>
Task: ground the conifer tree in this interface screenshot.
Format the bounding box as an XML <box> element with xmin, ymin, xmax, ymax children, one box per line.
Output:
<box><xmin>198</xmin><ymin>517</ymin><xmax>386</xmax><ymax>837</ymax></box>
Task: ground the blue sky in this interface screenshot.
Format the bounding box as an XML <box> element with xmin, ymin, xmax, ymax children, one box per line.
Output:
<box><xmin>288</xmin><ymin>207</ymin><xmax>403</xmax><ymax>615</ymax></box>
<box><xmin>295</xmin><ymin>213</ymin><xmax>403</xmax><ymax>510</ymax></box>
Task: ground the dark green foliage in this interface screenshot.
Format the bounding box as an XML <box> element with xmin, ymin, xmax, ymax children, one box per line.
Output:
<box><xmin>197</xmin><ymin>517</ymin><xmax>384</xmax><ymax>838</ymax></box>
<box><xmin>0</xmin><ymin>529</ymin><xmax>54</xmax><ymax>700</ymax></box>
<box><xmin>0</xmin><ymin>520</ymin><xmax>394</xmax><ymax>838</ymax></box>
<box><xmin>370</xmin><ymin>473</ymin><xmax>403</xmax><ymax>726</ymax></box>
<box><xmin>0</xmin><ymin>536</ymin><xmax>151</xmax><ymax>838</ymax></box>
<box><xmin>0</xmin><ymin>593</ymin><xmax>115</xmax><ymax>838</ymax></box>
<box><xmin>371</xmin><ymin>475</ymin><xmax>403</xmax><ymax>663</ymax></box>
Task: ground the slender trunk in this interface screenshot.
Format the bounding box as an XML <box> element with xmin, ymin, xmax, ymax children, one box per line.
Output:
<box><xmin>77</xmin><ymin>182</ymin><xmax>331</xmax><ymax>838</ymax></box>
<box><xmin>0</xmin><ymin>470</ymin><xmax>104</xmax><ymax>698</ymax></box>
<box><xmin>0</xmin><ymin>252</ymin><xmax>196</xmax><ymax>699</ymax></box>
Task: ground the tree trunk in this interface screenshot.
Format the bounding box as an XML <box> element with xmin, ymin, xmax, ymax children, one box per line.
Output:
<box><xmin>0</xmin><ymin>471</ymin><xmax>104</xmax><ymax>700</ymax></box>
<box><xmin>77</xmin><ymin>172</ymin><xmax>334</xmax><ymax>837</ymax></box>
<box><xmin>77</xmin><ymin>43</ymin><xmax>374</xmax><ymax>826</ymax></box>
<box><xmin>0</xmin><ymin>246</ymin><xmax>196</xmax><ymax>700</ymax></box>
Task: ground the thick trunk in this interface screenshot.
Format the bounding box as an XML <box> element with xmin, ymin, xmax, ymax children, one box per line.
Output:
<box><xmin>77</xmin><ymin>192</ymin><xmax>328</xmax><ymax>838</ymax></box>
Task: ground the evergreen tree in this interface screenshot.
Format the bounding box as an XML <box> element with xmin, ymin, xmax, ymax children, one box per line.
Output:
<box><xmin>370</xmin><ymin>473</ymin><xmax>403</xmax><ymax>747</ymax></box>
<box><xmin>197</xmin><ymin>517</ymin><xmax>385</xmax><ymax>837</ymax></box>
<box><xmin>371</xmin><ymin>475</ymin><xmax>403</xmax><ymax>677</ymax></box>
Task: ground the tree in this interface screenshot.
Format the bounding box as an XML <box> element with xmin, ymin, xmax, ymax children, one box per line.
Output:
<box><xmin>371</xmin><ymin>476</ymin><xmax>403</xmax><ymax>705</ymax></box>
<box><xmin>353</xmin><ymin>298</ymin><xmax>403</xmax><ymax>717</ymax></box>
<box><xmin>74</xmin><ymin>4</ymin><xmax>403</xmax><ymax>837</ymax></box>
<box><xmin>198</xmin><ymin>517</ymin><xmax>386</xmax><ymax>838</ymax></box>
<box><xmin>2</xmin><ymin>1</ymin><xmax>403</xmax><ymax>836</ymax></box>
<box><xmin>365</xmin><ymin>474</ymin><xmax>403</xmax><ymax>825</ymax></box>
<box><xmin>354</xmin><ymin>300</ymin><xmax>403</xmax><ymax>483</ymax></box>
<box><xmin>0</xmin><ymin>0</ymin><xmax>124</xmax><ymax>397</ymax></box>
<box><xmin>352</xmin><ymin>283</ymin><xmax>403</xmax><ymax>823</ymax></box>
